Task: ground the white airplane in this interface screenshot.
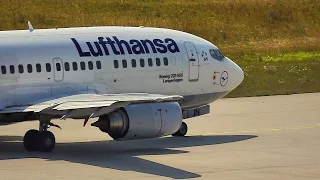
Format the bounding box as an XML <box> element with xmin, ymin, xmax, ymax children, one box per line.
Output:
<box><xmin>0</xmin><ymin>22</ymin><xmax>244</xmax><ymax>152</ymax></box>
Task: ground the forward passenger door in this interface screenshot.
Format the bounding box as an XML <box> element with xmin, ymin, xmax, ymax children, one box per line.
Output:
<box><xmin>184</xmin><ymin>42</ymin><xmax>199</xmax><ymax>82</ymax></box>
<box><xmin>52</xmin><ymin>58</ymin><xmax>64</xmax><ymax>82</ymax></box>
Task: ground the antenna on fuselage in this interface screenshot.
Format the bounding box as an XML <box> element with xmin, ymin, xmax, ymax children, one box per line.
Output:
<box><xmin>28</xmin><ymin>21</ymin><xmax>34</xmax><ymax>32</ymax></box>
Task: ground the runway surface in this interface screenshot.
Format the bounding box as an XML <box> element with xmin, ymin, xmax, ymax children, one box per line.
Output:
<box><xmin>0</xmin><ymin>93</ymin><xmax>319</xmax><ymax>180</ymax></box>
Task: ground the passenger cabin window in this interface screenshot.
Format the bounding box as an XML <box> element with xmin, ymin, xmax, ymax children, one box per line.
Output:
<box><xmin>156</xmin><ymin>58</ymin><xmax>161</xmax><ymax>66</ymax></box>
<box><xmin>114</xmin><ymin>60</ymin><xmax>119</xmax><ymax>69</ymax></box>
<box><xmin>65</xmin><ymin>62</ymin><xmax>70</xmax><ymax>71</ymax></box>
<box><xmin>46</xmin><ymin>63</ymin><xmax>51</xmax><ymax>72</ymax></box>
<box><xmin>122</xmin><ymin>60</ymin><xmax>127</xmax><ymax>68</ymax></box>
<box><xmin>80</xmin><ymin>61</ymin><xmax>85</xmax><ymax>70</ymax></box>
<box><xmin>88</xmin><ymin>61</ymin><xmax>93</xmax><ymax>70</ymax></box>
<box><xmin>1</xmin><ymin>66</ymin><xmax>6</xmax><ymax>74</ymax></box>
<box><xmin>96</xmin><ymin>61</ymin><xmax>101</xmax><ymax>69</ymax></box>
<box><xmin>10</xmin><ymin>65</ymin><xmax>15</xmax><ymax>74</ymax></box>
<box><xmin>72</xmin><ymin>62</ymin><xmax>78</xmax><ymax>71</ymax></box>
<box><xmin>18</xmin><ymin>65</ymin><xmax>24</xmax><ymax>73</ymax></box>
<box><xmin>27</xmin><ymin>64</ymin><xmax>32</xmax><ymax>73</ymax></box>
<box><xmin>148</xmin><ymin>58</ymin><xmax>153</xmax><ymax>67</ymax></box>
<box><xmin>131</xmin><ymin>59</ymin><xmax>136</xmax><ymax>68</ymax></box>
<box><xmin>140</xmin><ymin>59</ymin><xmax>145</xmax><ymax>67</ymax></box>
<box><xmin>36</xmin><ymin>64</ymin><xmax>41</xmax><ymax>72</ymax></box>
<box><xmin>56</xmin><ymin>63</ymin><xmax>61</xmax><ymax>71</ymax></box>
<box><xmin>163</xmin><ymin>57</ymin><xmax>169</xmax><ymax>66</ymax></box>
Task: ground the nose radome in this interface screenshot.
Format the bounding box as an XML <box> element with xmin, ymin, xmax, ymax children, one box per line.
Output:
<box><xmin>235</xmin><ymin>62</ymin><xmax>244</xmax><ymax>86</ymax></box>
<box><xmin>226</xmin><ymin>57</ymin><xmax>244</xmax><ymax>90</ymax></box>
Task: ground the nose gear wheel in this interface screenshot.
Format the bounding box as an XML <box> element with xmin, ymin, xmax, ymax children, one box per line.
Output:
<box><xmin>172</xmin><ymin>122</ymin><xmax>188</xmax><ymax>136</ymax></box>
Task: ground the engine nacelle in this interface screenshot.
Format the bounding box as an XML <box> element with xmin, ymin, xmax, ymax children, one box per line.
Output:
<box><xmin>92</xmin><ymin>102</ymin><xmax>182</xmax><ymax>140</ymax></box>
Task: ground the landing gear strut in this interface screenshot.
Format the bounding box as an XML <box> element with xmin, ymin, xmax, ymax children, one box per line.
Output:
<box><xmin>172</xmin><ymin>122</ymin><xmax>188</xmax><ymax>137</ymax></box>
<box><xmin>23</xmin><ymin>115</ymin><xmax>57</xmax><ymax>152</ymax></box>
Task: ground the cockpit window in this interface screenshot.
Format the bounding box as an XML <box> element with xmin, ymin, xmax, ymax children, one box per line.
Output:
<box><xmin>210</xmin><ymin>49</ymin><xmax>225</xmax><ymax>61</ymax></box>
<box><xmin>216</xmin><ymin>50</ymin><xmax>225</xmax><ymax>60</ymax></box>
<box><xmin>210</xmin><ymin>49</ymin><xmax>218</xmax><ymax>60</ymax></box>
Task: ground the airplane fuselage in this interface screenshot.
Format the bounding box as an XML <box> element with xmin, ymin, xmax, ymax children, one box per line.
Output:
<box><xmin>0</xmin><ymin>26</ymin><xmax>243</xmax><ymax>111</ymax></box>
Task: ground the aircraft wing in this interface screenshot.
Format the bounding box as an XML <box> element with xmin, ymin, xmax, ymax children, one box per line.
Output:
<box><xmin>0</xmin><ymin>93</ymin><xmax>183</xmax><ymax>119</ymax></box>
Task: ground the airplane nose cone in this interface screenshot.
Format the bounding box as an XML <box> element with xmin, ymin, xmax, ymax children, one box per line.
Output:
<box><xmin>235</xmin><ymin>63</ymin><xmax>244</xmax><ymax>86</ymax></box>
<box><xmin>225</xmin><ymin>57</ymin><xmax>244</xmax><ymax>90</ymax></box>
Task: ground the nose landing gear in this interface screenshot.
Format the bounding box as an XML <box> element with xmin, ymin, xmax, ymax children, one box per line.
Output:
<box><xmin>23</xmin><ymin>115</ymin><xmax>58</xmax><ymax>152</ymax></box>
<box><xmin>172</xmin><ymin>122</ymin><xmax>188</xmax><ymax>136</ymax></box>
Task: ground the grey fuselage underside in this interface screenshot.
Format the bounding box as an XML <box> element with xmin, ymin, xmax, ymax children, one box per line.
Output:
<box><xmin>180</xmin><ymin>91</ymin><xmax>229</xmax><ymax>109</ymax></box>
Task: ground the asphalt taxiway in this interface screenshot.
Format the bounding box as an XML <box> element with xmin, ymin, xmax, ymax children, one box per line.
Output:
<box><xmin>0</xmin><ymin>93</ymin><xmax>319</xmax><ymax>179</ymax></box>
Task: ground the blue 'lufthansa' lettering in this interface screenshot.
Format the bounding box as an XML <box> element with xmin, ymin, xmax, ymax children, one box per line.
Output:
<box><xmin>71</xmin><ymin>36</ymin><xmax>180</xmax><ymax>57</ymax></box>
<box><xmin>71</xmin><ymin>38</ymin><xmax>91</xmax><ymax>57</ymax></box>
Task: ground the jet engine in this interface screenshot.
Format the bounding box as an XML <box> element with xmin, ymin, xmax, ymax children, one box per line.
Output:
<box><xmin>91</xmin><ymin>102</ymin><xmax>182</xmax><ymax>140</ymax></box>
